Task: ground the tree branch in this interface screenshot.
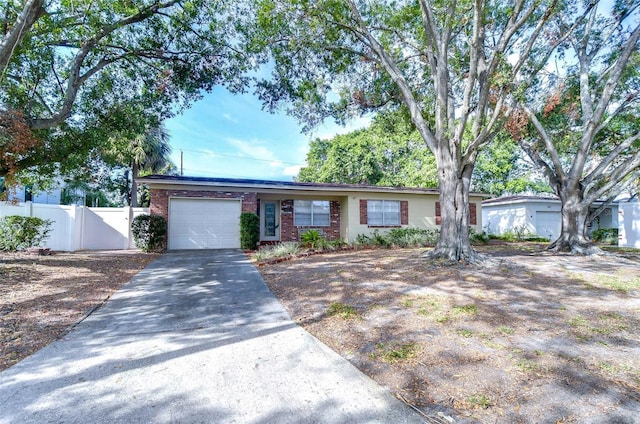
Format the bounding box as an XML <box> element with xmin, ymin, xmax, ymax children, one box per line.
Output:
<box><xmin>524</xmin><ymin>105</ymin><xmax>566</xmax><ymax>183</ymax></box>
<box><xmin>0</xmin><ymin>0</ymin><xmax>45</xmax><ymax>77</ymax></box>
<box><xmin>28</xmin><ymin>0</ymin><xmax>182</xmax><ymax>130</ymax></box>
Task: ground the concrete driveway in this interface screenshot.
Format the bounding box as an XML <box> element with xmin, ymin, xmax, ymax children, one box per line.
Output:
<box><xmin>0</xmin><ymin>250</ymin><xmax>425</xmax><ymax>423</ymax></box>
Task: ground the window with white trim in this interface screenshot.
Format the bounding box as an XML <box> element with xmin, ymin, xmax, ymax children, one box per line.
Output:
<box><xmin>294</xmin><ymin>200</ymin><xmax>330</xmax><ymax>226</ymax></box>
<box><xmin>367</xmin><ymin>200</ymin><xmax>400</xmax><ymax>226</ymax></box>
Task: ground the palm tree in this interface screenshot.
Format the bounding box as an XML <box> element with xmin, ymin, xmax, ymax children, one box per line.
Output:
<box><xmin>128</xmin><ymin>124</ymin><xmax>175</xmax><ymax>207</ymax></box>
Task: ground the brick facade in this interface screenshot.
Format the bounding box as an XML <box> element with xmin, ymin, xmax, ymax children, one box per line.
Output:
<box><xmin>150</xmin><ymin>189</ymin><xmax>258</xmax><ymax>219</ymax></box>
<box><xmin>150</xmin><ymin>189</ymin><xmax>341</xmax><ymax>243</ymax></box>
<box><xmin>280</xmin><ymin>199</ymin><xmax>341</xmax><ymax>242</ymax></box>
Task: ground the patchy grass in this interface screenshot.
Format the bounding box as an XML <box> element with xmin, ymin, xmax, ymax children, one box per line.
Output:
<box><xmin>259</xmin><ymin>246</ymin><xmax>640</xmax><ymax>423</ymax></box>
<box><xmin>467</xmin><ymin>393</ymin><xmax>492</xmax><ymax>409</ymax></box>
<box><xmin>497</xmin><ymin>325</ymin><xmax>515</xmax><ymax>336</ymax></box>
<box><xmin>452</xmin><ymin>304</ymin><xmax>478</xmax><ymax>316</ymax></box>
<box><xmin>370</xmin><ymin>341</ymin><xmax>421</xmax><ymax>363</ymax></box>
<box><xmin>326</xmin><ymin>302</ymin><xmax>360</xmax><ymax>319</ymax></box>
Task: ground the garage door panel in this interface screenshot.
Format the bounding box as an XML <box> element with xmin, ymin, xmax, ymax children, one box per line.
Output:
<box><xmin>169</xmin><ymin>198</ymin><xmax>241</xmax><ymax>249</ymax></box>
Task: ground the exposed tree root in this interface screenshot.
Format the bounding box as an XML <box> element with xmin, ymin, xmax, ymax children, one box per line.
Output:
<box><xmin>422</xmin><ymin>246</ymin><xmax>496</xmax><ymax>266</ymax></box>
<box><xmin>547</xmin><ymin>239</ymin><xmax>605</xmax><ymax>256</ymax></box>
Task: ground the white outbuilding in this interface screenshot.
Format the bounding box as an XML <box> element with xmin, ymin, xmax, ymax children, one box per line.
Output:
<box><xmin>618</xmin><ymin>202</ymin><xmax>640</xmax><ymax>248</ymax></box>
<box><xmin>482</xmin><ymin>196</ymin><xmax>619</xmax><ymax>242</ymax></box>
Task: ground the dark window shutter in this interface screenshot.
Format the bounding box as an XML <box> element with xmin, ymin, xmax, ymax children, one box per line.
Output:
<box><xmin>360</xmin><ymin>199</ymin><xmax>368</xmax><ymax>224</ymax></box>
<box><xmin>469</xmin><ymin>202</ymin><xmax>477</xmax><ymax>225</ymax></box>
<box><xmin>435</xmin><ymin>202</ymin><xmax>441</xmax><ymax>225</ymax></box>
<box><xmin>401</xmin><ymin>201</ymin><xmax>408</xmax><ymax>225</ymax></box>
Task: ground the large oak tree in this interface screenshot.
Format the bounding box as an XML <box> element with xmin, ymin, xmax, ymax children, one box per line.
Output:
<box><xmin>516</xmin><ymin>0</ymin><xmax>640</xmax><ymax>253</ymax></box>
<box><xmin>253</xmin><ymin>0</ymin><xmax>563</xmax><ymax>262</ymax></box>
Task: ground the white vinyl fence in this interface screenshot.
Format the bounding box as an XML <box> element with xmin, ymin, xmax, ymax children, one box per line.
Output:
<box><xmin>0</xmin><ymin>202</ymin><xmax>149</xmax><ymax>251</ymax></box>
<box><xmin>618</xmin><ymin>202</ymin><xmax>640</xmax><ymax>249</ymax></box>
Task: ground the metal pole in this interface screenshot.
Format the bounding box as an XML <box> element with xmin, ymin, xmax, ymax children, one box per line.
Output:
<box><xmin>180</xmin><ymin>149</ymin><xmax>184</xmax><ymax>176</ymax></box>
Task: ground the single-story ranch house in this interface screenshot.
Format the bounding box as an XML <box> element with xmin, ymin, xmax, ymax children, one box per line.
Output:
<box><xmin>138</xmin><ymin>175</ymin><xmax>487</xmax><ymax>250</ymax></box>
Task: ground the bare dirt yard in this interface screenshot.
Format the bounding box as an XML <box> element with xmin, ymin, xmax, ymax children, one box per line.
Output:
<box><xmin>258</xmin><ymin>244</ymin><xmax>640</xmax><ymax>423</ymax></box>
<box><xmin>0</xmin><ymin>251</ymin><xmax>159</xmax><ymax>371</ymax></box>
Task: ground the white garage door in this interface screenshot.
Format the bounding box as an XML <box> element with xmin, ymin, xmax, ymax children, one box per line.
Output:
<box><xmin>169</xmin><ymin>198</ymin><xmax>241</xmax><ymax>249</ymax></box>
<box><xmin>536</xmin><ymin>211</ymin><xmax>561</xmax><ymax>241</ymax></box>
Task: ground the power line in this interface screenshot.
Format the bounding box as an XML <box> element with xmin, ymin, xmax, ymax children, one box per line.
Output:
<box><xmin>178</xmin><ymin>147</ymin><xmax>305</xmax><ymax>166</ymax></box>
<box><xmin>181</xmin><ymin>167</ymin><xmax>278</xmax><ymax>179</ymax></box>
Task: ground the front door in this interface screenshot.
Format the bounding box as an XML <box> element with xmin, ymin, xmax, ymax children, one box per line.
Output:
<box><xmin>261</xmin><ymin>200</ymin><xmax>280</xmax><ymax>241</ymax></box>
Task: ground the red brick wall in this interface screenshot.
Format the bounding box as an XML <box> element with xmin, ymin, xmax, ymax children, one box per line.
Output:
<box><xmin>150</xmin><ymin>189</ymin><xmax>258</xmax><ymax>219</ymax></box>
<box><xmin>280</xmin><ymin>199</ymin><xmax>341</xmax><ymax>242</ymax></box>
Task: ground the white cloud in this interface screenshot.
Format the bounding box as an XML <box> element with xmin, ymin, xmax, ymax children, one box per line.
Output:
<box><xmin>284</xmin><ymin>165</ymin><xmax>303</xmax><ymax>176</ymax></box>
<box><xmin>222</xmin><ymin>113</ymin><xmax>238</xmax><ymax>123</ymax></box>
<box><xmin>225</xmin><ymin>137</ymin><xmax>278</xmax><ymax>161</ymax></box>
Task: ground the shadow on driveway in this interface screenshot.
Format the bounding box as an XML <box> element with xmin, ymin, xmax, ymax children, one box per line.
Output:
<box><xmin>0</xmin><ymin>250</ymin><xmax>425</xmax><ymax>424</ymax></box>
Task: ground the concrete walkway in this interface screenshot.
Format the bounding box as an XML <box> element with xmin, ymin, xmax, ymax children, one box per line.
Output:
<box><xmin>0</xmin><ymin>250</ymin><xmax>425</xmax><ymax>423</ymax></box>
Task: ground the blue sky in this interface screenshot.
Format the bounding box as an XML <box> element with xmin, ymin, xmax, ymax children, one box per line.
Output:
<box><xmin>164</xmin><ymin>88</ymin><xmax>370</xmax><ymax>181</ymax></box>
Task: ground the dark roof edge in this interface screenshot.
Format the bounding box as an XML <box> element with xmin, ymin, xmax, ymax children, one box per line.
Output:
<box><xmin>137</xmin><ymin>175</ymin><xmax>491</xmax><ymax>197</ymax></box>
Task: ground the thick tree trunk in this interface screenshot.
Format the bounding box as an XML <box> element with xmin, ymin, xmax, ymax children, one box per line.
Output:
<box><xmin>425</xmin><ymin>148</ymin><xmax>480</xmax><ymax>264</ymax></box>
<box><xmin>549</xmin><ymin>188</ymin><xmax>602</xmax><ymax>255</ymax></box>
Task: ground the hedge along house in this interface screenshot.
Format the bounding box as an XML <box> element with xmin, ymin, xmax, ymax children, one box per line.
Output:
<box><xmin>137</xmin><ymin>175</ymin><xmax>487</xmax><ymax>250</ymax></box>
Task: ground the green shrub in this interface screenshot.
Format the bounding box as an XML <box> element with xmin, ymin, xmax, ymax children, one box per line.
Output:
<box><xmin>0</xmin><ymin>216</ymin><xmax>53</xmax><ymax>251</ymax></box>
<box><xmin>131</xmin><ymin>214</ymin><xmax>167</xmax><ymax>252</ymax></box>
<box><xmin>300</xmin><ymin>229</ymin><xmax>327</xmax><ymax>249</ymax></box>
<box><xmin>355</xmin><ymin>228</ymin><xmax>439</xmax><ymax>248</ymax></box>
<box><xmin>591</xmin><ymin>228</ymin><xmax>618</xmax><ymax>245</ymax></box>
<box><xmin>240</xmin><ymin>212</ymin><xmax>260</xmax><ymax>250</ymax></box>
<box><xmin>469</xmin><ymin>228</ymin><xmax>489</xmax><ymax>245</ymax></box>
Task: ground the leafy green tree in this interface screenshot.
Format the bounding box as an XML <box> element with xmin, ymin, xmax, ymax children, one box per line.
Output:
<box><xmin>299</xmin><ymin>109</ymin><xmax>551</xmax><ymax>196</ymax></box>
<box><xmin>1</xmin><ymin>0</ymin><xmax>253</xmax><ymax>182</ymax></box>
<box><xmin>472</xmin><ymin>133</ymin><xmax>551</xmax><ymax>196</ymax></box>
<box><xmin>515</xmin><ymin>1</ymin><xmax>640</xmax><ymax>254</ymax></box>
<box><xmin>298</xmin><ymin>110</ymin><xmax>437</xmax><ymax>187</ymax></box>
<box><xmin>253</xmin><ymin>0</ymin><xmax>563</xmax><ymax>263</ymax></box>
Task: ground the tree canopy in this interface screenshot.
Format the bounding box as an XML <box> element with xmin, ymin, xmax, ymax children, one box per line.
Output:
<box><xmin>298</xmin><ymin>110</ymin><xmax>437</xmax><ymax>188</ymax></box>
<box><xmin>253</xmin><ymin>0</ymin><xmax>562</xmax><ymax>262</ymax></box>
<box><xmin>0</xmin><ymin>0</ymin><xmax>253</xmax><ymax>185</ymax></box>
<box><xmin>299</xmin><ymin>109</ymin><xmax>552</xmax><ymax>196</ymax></box>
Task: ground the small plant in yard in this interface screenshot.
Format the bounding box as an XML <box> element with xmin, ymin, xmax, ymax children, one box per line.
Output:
<box><xmin>0</xmin><ymin>216</ymin><xmax>53</xmax><ymax>251</ymax></box>
<box><xmin>327</xmin><ymin>302</ymin><xmax>360</xmax><ymax>319</ymax></box>
<box><xmin>299</xmin><ymin>229</ymin><xmax>325</xmax><ymax>249</ymax></box>
<box><xmin>131</xmin><ymin>214</ymin><xmax>167</xmax><ymax>252</ymax></box>
<box><xmin>516</xmin><ymin>358</ymin><xmax>538</xmax><ymax>373</ymax></box>
<box><xmin>497</xmin><ymin>325</ymin><xmax>515</xmax><ymax>336</ymax></box>
<box><xmin>457</xmin><ymin>329</ymin><xmax>474</xmax><ymax>338</ymax></box>
<box><xmin>371</xmin><ymin>341</ymin><xmax>420</xmax><ymax>363</ymax></box>
<box><xmin>252</xmin><ymin>242</ymin><xmax>300</xmax><ymax>261</ymax></box>
<box><xmin>452</xmin><ymin>304</ymin><xmax>477</xmax><ymax>316</ymax></box>
<box><xmin>467</xmin><ymin>393</ymin><xmax>491</xmax><ymax>409</ymax></box>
